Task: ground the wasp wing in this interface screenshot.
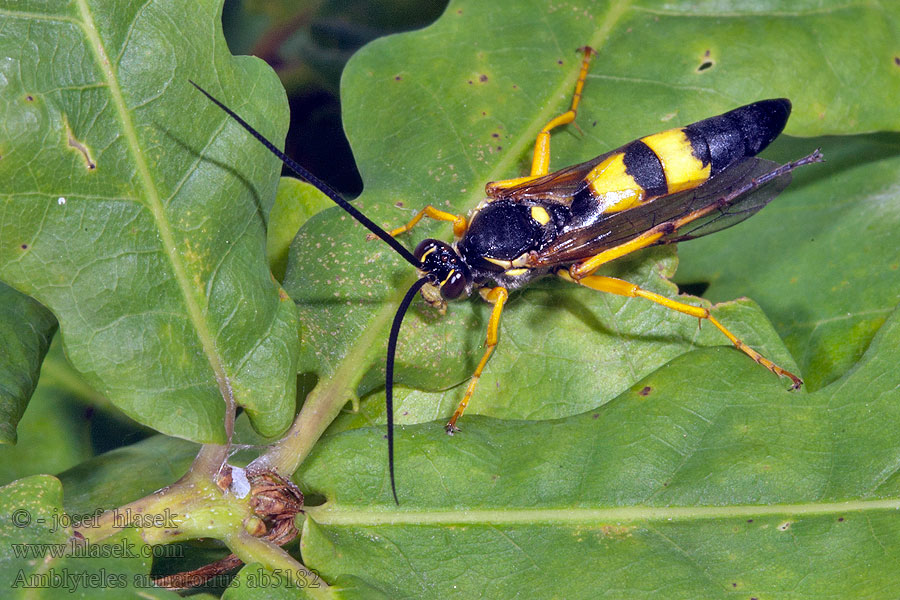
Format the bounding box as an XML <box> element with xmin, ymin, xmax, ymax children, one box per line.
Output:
<box><xmin>533</xmin><ymin>158</ymin><xmax>791</xmax><ymax>266</ymax></box>
<box><xmin>485</xmin><ymin>150</ymin><xmax>618</xmax><ymax>204</ymax></box>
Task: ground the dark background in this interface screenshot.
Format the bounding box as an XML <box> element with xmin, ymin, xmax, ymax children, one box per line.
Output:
<box><xmin>222</xmin><ymin>0</ymin><xmax>449</xmax><ymax>197</ymax></box>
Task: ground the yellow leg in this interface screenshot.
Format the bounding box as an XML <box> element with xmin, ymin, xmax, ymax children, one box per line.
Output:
<box><xmin>488</xmin><ymin>46</ymin><xmax>596</xmax><ymax>195</ymax></box>
<box><xmin>570</xmin><ymin>228</ymin><xmax>666</xmax><ymax>279</ymax></box>
<box><xmin>558</xmin><ymin>271</ymin><xmax>803</xmax><ymax>389</ymax></box>
<box><xmin>446</xmin><ymin>286</ymin><xmax>509</xmax><ymax>433</ymax></box>
<box><xmin>367</xmin><ymin>205</ymin><xmax>468</xmax><ymax>240</ymax></box>
<box><xmin>530</xmin><ymin>46</ymin><xmax>596</xmax><ymax>177</ymax></box>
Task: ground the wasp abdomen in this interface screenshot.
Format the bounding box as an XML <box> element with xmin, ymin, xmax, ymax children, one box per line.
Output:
<box><xmin>573</xmin><ymin>100</ymin><xmax>791</xmax><ymax>219</ymax></box>
<box><xmin>682</xmin><ymin>98</ymin><xmax>791</xmax><ymax>176</ymax></box>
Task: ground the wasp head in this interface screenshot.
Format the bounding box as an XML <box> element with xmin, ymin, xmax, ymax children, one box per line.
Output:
<box><xmin>414</xmin><ymin>239</ymin><xmax>472</xmax><ymax>307</ymax></box>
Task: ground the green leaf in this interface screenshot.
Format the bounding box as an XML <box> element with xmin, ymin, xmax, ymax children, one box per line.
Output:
<box><xmin>294</xmin><ymin>306</ymin><xmax>900</xmax><ymax>598</ymax></box>
<box><xmin>277</xmin><ymin>0</ymin><xmax>900</xmax><ymax>595</ymax></box>
<box><xmin>223</xmin><ymin>562</ymin><xmax>326</xmax><ymax>600</ymax></box>
<box><xmin>675</xmin><ymin>133</ymin><xmax>900</xmax><ymax>390</ymax></box>
<box><xmin>0</xmin><ymin>0</ymin><xmax>300</xmax><ymax>442</ymax></box>
<box><xmin>0</xmin><ymin>384</ymin><xmax>91</xmax><ymax>486</ymax></box>
<box><xmin>0</xmin><ymin>475</ymin><xmax>181</xmax><ymax>598</ymax></box>
<box><xmin>0</xmin><ymin>282</ymin><xmax>56</xmax><ymax>444</ymax></box>
<box><xmin>267</xmin><ymin>177</ymin><xmax>333</xmax><ymax>282</ymax></box>
<box><xmin>57</xmin><ymin>435</ymin><xmax>196</xmax><ymax>516</ymax></box>
<box><xmin>283</xmin><ymin>0</ymin><xmax>899</xmax><ymax>429</ymax></box>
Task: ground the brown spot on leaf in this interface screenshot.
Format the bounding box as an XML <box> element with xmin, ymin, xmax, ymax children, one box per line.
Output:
<box><xmin>25</xmin><ymin>95</ymin><xmax>34</xmax><ymax>102</ymax></box>
<box><xmin>697</xmin><ymin>60</ymin><xmax>714</xmax><ymax>72</ymax></box>
<box><xmin>492</xmin><ymin>133</ymin><xmax>499</xmax><ymax>138</ymax></box>
<box><xmin>895</xmin><ymin>56</ymin><xmax>900</xmax><ymax>66</ymax></box>
<box><xmin>838</xmin><ymin>517</ymin><xmax>844</xmax><ymax>522</ymax></box>
<box><xmin>479</xmin><ymin>74</ymin><xmax>488</xmax><ymax>82</ymax></box>
<box><xmin>639</xmin><ymin>386</ymin><xmax>652</xmax><ymax>396</ymax></box>
<box><xmin>21</xmin><ymin>244</ymin><xmax>28</xmax><ymax>250</ymax></box>
<box><xmin>394</xmin><ymin>75</ymin><xmax>402</xmax><ymax>81</ymax></box>
<box><xmin>64</xmin><ymin>117</ymin><xmax>97</xmax><ymax>170</ymax></box>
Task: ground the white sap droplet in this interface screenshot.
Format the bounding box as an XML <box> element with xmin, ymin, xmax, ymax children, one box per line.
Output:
<box><xmin>58</xmin><ymin>197</ymin><xmax>66</xmax><ymax>205</ymax></box>
<box><xmin>230</xmin><ymin>466</ymin><xmax>250</xmax><ymax>498</ymax></box>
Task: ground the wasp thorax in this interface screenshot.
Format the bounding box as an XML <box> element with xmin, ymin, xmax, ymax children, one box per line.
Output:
<box><xmin>414</xmin><ymin>239</ymin><xmax>471</xmax><ymax>300</ymax></box>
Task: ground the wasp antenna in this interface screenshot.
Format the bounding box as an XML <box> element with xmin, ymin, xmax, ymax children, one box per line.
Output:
<box><xmin>189</xmin><ymin>80</ymin><xmax>421</xmax><ymax>268</ymax></box>
<box><xmin>385</xmin><ymin>276</ymin><xmax>430</xmax><ymax>505</ymax></box>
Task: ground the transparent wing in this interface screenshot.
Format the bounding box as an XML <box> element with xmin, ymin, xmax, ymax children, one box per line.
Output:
<box><xmin>533</xmin><ymin>158</ymin><xmax>791</xmax><ymax>266</ymax></box>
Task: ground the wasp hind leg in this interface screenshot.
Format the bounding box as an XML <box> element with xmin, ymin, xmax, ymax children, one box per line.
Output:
<box><xmin>558</xmin><ymin>271</ymin><xmax>803</xmax><ymax>389</ymax></box>
<box><xmin>487</xmin><ymin>46</ymin><xmax>596</xmax><ymax>197</ymax></box>
<box><xmin>446</xmin><ymin>286</ymin><xmax>509</xmax><ymax>434</ymax></box>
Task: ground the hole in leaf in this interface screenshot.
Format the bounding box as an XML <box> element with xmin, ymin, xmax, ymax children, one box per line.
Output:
<box><xmin>677</xmin><ymin>281</ymin><xmax>709</xmax><ymax>297</ymax></box>
<box><xmin>301</xmin><ymin>492</ymin><xmax>327</xmax><ymax>507</ymax></box>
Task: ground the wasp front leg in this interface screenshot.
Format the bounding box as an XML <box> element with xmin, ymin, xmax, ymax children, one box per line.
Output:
<box><xmin>558</xmin><ymin>271</ymin><xmax>803</xmax><ymax>389</ymax></box>
<box><xmin>446</xmin><ymin>286</ymin><xmax>509</xmax><ymax>434</ymax></box>
<box><xmin>366</xmin><ymin>205</ymin><xmax>468</xmax><ymax>241</ymax></box>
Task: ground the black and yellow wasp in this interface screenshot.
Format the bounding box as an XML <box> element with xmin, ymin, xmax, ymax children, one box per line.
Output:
<box><xmin>192</xmin><ymin>46</ymin><xmax>822</xmax><ymax>503</ymax></box>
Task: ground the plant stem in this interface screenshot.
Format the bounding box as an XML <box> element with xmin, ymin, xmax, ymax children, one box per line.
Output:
<box><xmin>227</xmin><ymin>529</ymin><xmax>329</xmax><ymax>593</ymax></box>
<box><xmin>74</xmin><ymin>444</ymin><xmax>227</xmax><ymax>543</ymax></box>
<box><xmin>248</xmin><ymin>374</ymin><xmax>356</xmax><ymax>477</ymax></box>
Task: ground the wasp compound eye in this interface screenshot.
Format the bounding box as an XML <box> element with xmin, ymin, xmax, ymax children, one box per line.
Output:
<box><xmin>440</xmin><ymin>268</ymin><xmax>467</xmax><ymax>299</ymax></box>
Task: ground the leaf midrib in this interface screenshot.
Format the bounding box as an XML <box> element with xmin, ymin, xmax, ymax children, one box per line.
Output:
<box><xmin>306</xmin><ymin>497</ymin><xmax>900</xmax><ymax>526</ymax></box>
<box><xmin>74</xmin><ymin>0</ymin><xmax>232</xmax><ymax>424</ymax></box>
